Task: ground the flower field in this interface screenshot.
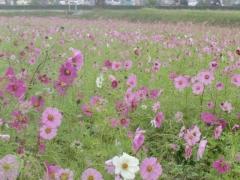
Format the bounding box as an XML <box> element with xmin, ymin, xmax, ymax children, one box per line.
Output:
<box><xmin>0</xmin><ymin>16</ymin><xmax>240</xmax><ymax>179</ymax></box>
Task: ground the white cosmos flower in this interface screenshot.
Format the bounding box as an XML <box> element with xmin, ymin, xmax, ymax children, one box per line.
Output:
<box><xmin>96</xmin><ymin>73</ymin><xmax>104</xmax><ymax>88</ymax></box>
<box><xmin>112</xmin><ymin>153</ymin><xmax>139</xmax><ymax>180</ymax></box>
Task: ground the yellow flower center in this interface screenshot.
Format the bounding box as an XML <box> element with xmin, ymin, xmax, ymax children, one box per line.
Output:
<box><xmin>122</xmin><ymin>163</ymin><xmax>128</xmax><ymax>170</ymax></box>
<box><xmin>87</xmin><ymin>175</ymin><xmax>94</xmax><ymax>180</ymax></box>
<box><xmin>3</xmin><ymin>163</ymin><xmax>11</xmax><ymax>171</ymax></box>
<box><xmin>147</xmin><ymin>165</ymin><xmax>153</xmax><ymax>172</ymax></box>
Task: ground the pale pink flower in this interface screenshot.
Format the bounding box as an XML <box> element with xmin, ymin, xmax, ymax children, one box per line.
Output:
<box><xmin>174</xmin><ymin>75</ymin><xmax>189</xmax><ymax>90</ymax></box>
<box><xmin>40</xmin><ymin>125</ymin><xmax>58</xmax><ymax>140</ymax></box>
<box><xmin>140</xmin><ymin>157</ymin><xmax>162</xmax><ymax>180</ymax></box>
<box><xmin>214</xmin><ymin>125</ymin><xmax>223</xmax><ymax>139</ymax></box>
<box><xmin>127</xmin><ymin>74</ymin><xmax>137</xmax><ymax>88</ymax></box>
<box><xmin>184</xmin><ymin>145</ymin><xmax>193</xmax><ymax>160</ymax></box>
<box><xmin>197</xmin><ymin>139</ymin><xmax>208</xmax><ymax>160</ymax></box>
<box><xmin>220</xmin><ymin>101</ymin><xmax>233</xmax><ymax>113</ymax></box>
<box><xmin>152</xmin><ymin>102</ymin><xmax>160</xmax><ymax>113</ymax></box>
<box><xmin>41</xmin><ymin>107</ymin><xmax>62</xmax><ymax>128</ymax></box>
<box><xmin>183</xmin><ymin>125</ymin><xmax>201</xmax><ymax>146</ymax></box>
<box><xmin>198</xmin><ymin>71</ymin><xmax>214</xmax><ymax>85</ymax></box>
<box><xmin>192</xmin><ymin>82</ymin><xmax>204</xmax><ymax>95</ymax></box>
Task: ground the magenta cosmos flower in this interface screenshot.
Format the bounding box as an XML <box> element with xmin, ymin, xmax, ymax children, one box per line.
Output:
<box><xmin>59</xmin><ymin>62</ymin><xmax>77</xmax><ymax>84</ymax></box>
<box><xmin>40</xmin><ymin>125</ymin><xmax>58</xmax><ymax>140</ymax></box>
<box><xmin>140</xmin><ymin>157</ymin><xmax>162</xmax><ymax>180</ymax></box>
<box><xmin>6</xmin><ymin>79</ymin><xmax>26</xmax><ymax>98</ymax></box>
<box><xmin>81</xmin><ymin>168</ymin><xmax>103</xmax><ymax>180</ymax></box>
<box><xmin>200</xmin><ymin>112</ymin><xmax>217</xmax><ymax>125</ymax></box>
<box><xmin>67</xmin><ymin>50</ymin><xmax>84</xmax><ymax>70</ymax></box>
<box><xmin>132</xmin><ymin>128</ymin><xmax>145</xmax><ymax>153</ymax></box>
<box><xmin>0</xmin><ymin>154</ymin><xmax>20</xmax><ymax>180</ymax></box>
<box><xmin>212</xmin><ymin>159</ymin><xmax>230</xmax><ymax>174</ymax></box>
<box><xmin>31</xmin><ymin>96</ymin><xmax>45</xmax><ymax>110</ymax></box>
<box><xmin>174</xmin><ymin>75</ymin><xmax>189</xmax><ymax>90</ymax></box>
<box><xmin>41</xmin><ymin>107</ymin><xmax>62</xmax><ymax>128</ymax></box>
<box><xmin>151</xmin><ymin>112</ymin><xmax>164</xmax><ymax>128</ymax></box>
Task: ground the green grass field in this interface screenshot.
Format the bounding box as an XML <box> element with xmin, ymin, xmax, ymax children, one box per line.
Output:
<box><xmin>1</xmin><ymin>8</ymin><xmax>240</xmax><ymax>26</ymax></box>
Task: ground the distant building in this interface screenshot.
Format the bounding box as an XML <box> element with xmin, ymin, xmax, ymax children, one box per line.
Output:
<box><xmin>0</xmin><ymin>0</ymin><xmax>6</xmax><ymax>5</ymax></box>
<box><xmin>16</xmin><ymin>0</ymin><xmax>31</xmax><ymax>5</ymax></box>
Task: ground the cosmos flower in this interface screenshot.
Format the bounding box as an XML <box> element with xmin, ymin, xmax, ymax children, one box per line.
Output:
<box><xmin>200</xmin><ymin>112</ymin><xmax>217</xmax><ymax>125</ymax></box>
<box><xmin>40</xmin><ymin>125</ymin><xmax>58</xmax><ymax>140</ymax></box>
<box><xmin>127</xmin><ymin>74</ymin><xmax>137</xmax><ymax>88</ymax></box>
<box><xmin>0</xmin><ymin>154</ymin><xmax>20</xmax><ymax>180</ymax></box>
<box><xmin>41</xmin><ymin>107</ymin><xmax>62</xmax><ymax>128</ymax></box>
<box><xmin>151</xmin><ymin>112</ymin><xmax>164</xmax><ymax>128</ymax></box>
<box><xmin>67</xmin><ymin>50</ymin><xmax>84</xmax><ymax>70</ymax></box>
<box><xmin>81</xmin><ymin>168</ymin><xmax>103</xmax><ymax>180</ymax></box>
<box><xmin>212</xmin><ymin>159</ymin><xmax>230</xmax><ymax>174</ymax></box>
<box><xmin>220</xmin><ymin>101</ymin><xmax>233</xmax><ymax>113</ymax></box>
<box><xmin>31</xmin><ymin>96</ymin><xmax>45</xmax><ymax>110</ymax></box>
<box><xmin>197</xmin><ymin>139</ymin><xmax>208</xmax><ymax>160</ymax></box>
<box><xmin>198</xmin><ymin>71</ymin><xmax>214</xmax><ymax>85</ymax></box>
<box><xmin>6</xmin><ymin>79</ymin><xmax>26</xmax><ymax>98</ymax></box>
<box><xmin>192</xmin><ymin>82</ymin><xmax>204</xmax><ymax>95</ymax></box>
<box><xmin>56</xmin><ymin>168</ymin><xmax>74</xmax><ymax>180</ymax></box>
<box><xmin>112</xmin><ymin>153</ymin><xmax>139</xmax><ymax>180</ymax></box>
<box><xmin>59</xmin><ymin>62</ymin><xmax>77</xmax><ymax>84</ymax></box>
<box><xmin>174</xmin><ymin>75</ymin><xmax>190</xmax><ymax>90</ymax></box>
<box><xmin>140</xmin><ymin>157</ymin><xmax>162</xmax><ymax>180</ymax></box>
<box><xmin>231</xmin><ymin>74</ymin><xmax>240</xmax><ymax>87</ymax></box>
<box><xmin>132</xmin><ymin>128</ymin><xmax>145</xmax><ymax>153</ymax></box>
<box><xmin>183</xmin><ymin>125</ymin><xmax>201</xmax><ymax>146</ymax></box>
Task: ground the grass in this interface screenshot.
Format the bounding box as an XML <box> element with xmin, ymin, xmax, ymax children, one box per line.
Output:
<box><xmin>1</xmin><ymin>8</ymin><xmax>240</xmax><ymax>26</ymax></box>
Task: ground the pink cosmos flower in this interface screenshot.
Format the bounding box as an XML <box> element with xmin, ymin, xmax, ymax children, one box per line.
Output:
<box><xmin>104</xmin><ymin>60</ymin><xmax>112</xmax><ymax>69</ymax></box>
<box><xmin>220</xmin><ymin>101</ymin><xmax>233</xmax><ymax>113</ymax></box>
<box><xmin>197</xmin><ymin>139</ymin><xmax>208</xmax><ymax>160</ymax></box>
<box><xmin>0</xmin><ymin>154</ymin><xmax>20</xmax><ymax>180</ymax></box>
<box><xmin>151</xmin><ymin>61</ymin><xmax>161</xmax><ymax>72</ymax></box>
<box><xmin>183</xmin><ymin>125</ymin><xmax>201</xmax><ymax>146</ymax></box>
<box><xmin>40</xmin><ymin>125</ymin><xmax>58</xmax><ymax>140</ymax></box>
<box><xmin>38</xmin><ymin>74</ymin><xmax>51</xmax><ymax>84</ymax></box>
<box><xmin>81</xmin><ymin>168</ymin><xmax>103</xmax><ymax>180</ymax></box>
<box><xmin>119</xmin><ymin>118</ymin><xmax>130</xmax><ymax>128</ymax></box>
<box><xmin>43</xmin><ymin>164</ymin><xmax>61</xmax><ymax>180</ymax></box>
<box><xmin>127</xmin><ymin>74</ymin><xmax>137</xmax><ymax>88</ymax></box>
<box><xmin>231</xmin><ymin>74</ymin><xmax>240</xmax><ymax>87</ymax></box>
<box><xmin>216</xmin><ymin>82</ymin><xmax>224</xmax><ymax>91</ymax></box>
<box><xmin>192</xmin><ymin>82</ymin><xmax>204</xmax><ymax>95</ymax></box>
<box><xmin>140</xmin><ymin>157</ymin><xmax>162</xmax><ymax>180</ymax></box>
<box><xmin>41</xmin><ymin>107</ymin><xmax>62</xmax><ymax>128</ymax></box>
<box><xmin>6</xmin><ymin>79</ymin><xmax>26</xmax><ymax>98</ymax></box>
<box><xmin>56</xmin><ymin>168</ymin><xmax>74</xmax><ymax>180</ymax></box>
<box><xmin>132</xmin><ymin>128</ymin><xmax>145</xmax><ymax>153</ymax></box>
<box><xmin>81</xmin><ymin>104</ymin><xmax>93</xmax><ymax>117</ymax></box>
<box><xmin>111</xmin><ymin>80</ymin><xmax>119</xmax><ymax>89</ymax></box>
<box><xmin>105</xmin><ymin>159</ymin><xmax>115</xmax><ymax>175</ymax></box>
<box><xmin>122</xmin><ymin>60</ymin><xmax>132</xmax><ymax>70</ymax></box>
<box><xmin>207</xmin><ymin>101</ymin><xmax>215</xmax><ymax>109</ymax></box>
<box><xmin>111</xmin><ymin>61</ymin><xmax>122</xmax><ymax>71</ymax></box>
<box><xmin>54</xmin><ymin>80</ymin><xmax>68</xmax><ymax>95</ymax></box>
<box><xmin>115</xmin><ymin>100</ymin><xmax>129</xmax><ymax>116</ymax></box>
<box><xmin>10</xmin><ymin>110</ymin><xmax>29</xmax><ymax>131</ymax></box>
<box><xmin>152</xmin><ymin>102</ymin><xmax>160</xmax><ymax>113</ymax></box>
<box><xmin>198</xmin><ymin>71</ymin><xmax>214</xmax><ymax>85</ymax></box>
<box><xmin>31</xmin><ymin>96</ymin><xmax>44</xmax><ymax>110</ymax></box>
<box><xmin>212</xmin><ymin>159</ymin><xmax>230</xmax><ymax>174</ymax></box>
<box><xmin>149</xmin><ymin>89</ymin><xmax>161</xmax><ymax>100</ymax></box>
<box><xmin>5</xmin><ymin>67</ymin><xmax>16</xmax><ymax>80</ymax></box>
<box><xmin>174</xmin><ymin>75</ymin><xmax>189</xmax><ymax>90</ymax></box>
<box><xmin>200</xmin><ymin>112</ymin><xmax>217</xmax><ymax>125</ymax></box>
<box><xmin>151</xmin><ymin>112</ymin><xmax>164</xmax><ymax>128</ymax></box>
<box><xmin>59</xmin><ymin>62</ymin><xmax>77</xmax><ymax>84</ymax></box>
<box><xmin>67</xmin><ymin>50</ymin><xmax>84</xmax><ymax>70</ymax></box>
<box><xmin>214</xmin><ymin>125</ymin><xmax>223</xmax><ymax>139</ymax></box>
<box><xmin>184</xmin><ymin>145</ymin><xmax>193</xmax><ymax>160</ymax></box>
